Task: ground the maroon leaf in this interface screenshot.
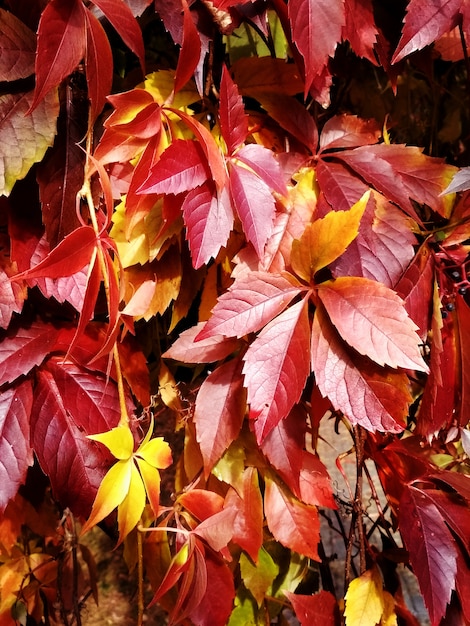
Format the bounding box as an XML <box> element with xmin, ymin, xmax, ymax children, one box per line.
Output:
<box><xmin>138</xmin><ymin>139</ymin><xmax>210</xmax><ymax>195</ymax></box>
<box><xmin>219</xmin><ymin>65</ymin><xmax>248</xmax><ymax>155</ymax></box>
<box><xmin>392</xmin><ymin>0</ymin><xmax>460</xmax><ymax>64</ymax></box>
<box><xmin>30</xmin><ymin>359</ymin><xmax>124</xmax><ymax>518</ymax></box>
<box><xmin>311</xmin><ymin>304</ymin><xmax>412</xmax><ymax>432</ymax></box>
<box><xmin>197</xmin><ymin>271</ymin><xmax>304</xmax><ymax>340</ymax></box>
<box><xmin>0</xmin><ymin>7</ymin><xmax>36</xmax><ymax>81</ymax></box>
<box><xmin>188</xmin><ymin>554</ymin><xmax>235</xmax><ymax>626</ymax></box>
<box><xmin>0</xmin><ymin>380</ymin><xmax>33</xmax><ymax>513</ymax></box>
<box><xmin>243</xmin><ymin>297</ymin><xmax>311</xmax><ymax>443</ymax></box>
<box><xmin>399</xmin><ymin>483</ymin><xmax>458</xmax><ymax>625</ymax></box>
<box><xmin>0</xmin><ymin>321</ymin><xmax>61</xmax><ymax>387</ymax></box>
<box><xmin>194</xmin><ymin>357</ymin><xmax>246</xmax><ymax>476</ymax></box>
<box><xmin>182</xmin><ymin>182</ymin><xmax>234</xmax><ymax>269</ymax></box>
<box><xmin>343</xmin><ymin>0</ymin><xmax>378</xmax><ymax>65</ymax></box>
<box><xmin>316</xmin><ymin>159</ymin><xmax>370</xmax><ymax>213</ymax></box>
<box><xmin>163</xmin><ymin>322</ymin><xmax>240</xmax><ymax>363</ymax></box>
<box><xmin>30</xmin><ymin>0</ymin><xmax>86</xmax><ymax>111</ymax></box>
<box><xmin>317</xmin><ymin>277</ymin><xmax>428</xmax><ymax>371</ymax></box>
<box><xmin>229</xmin><ymin>162</ymin><xmax>276</xmax><ymax>258</ymax></box>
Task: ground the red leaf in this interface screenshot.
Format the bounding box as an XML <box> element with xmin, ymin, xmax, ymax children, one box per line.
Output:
<box><xmin>219</xmin><ymin>65</ymin><xmax>248</xmax><ymax>155</ymax></box>
<box><xmin>11</xmin><ymin>226</ymin><xmax>97</xmax><ymax>280</ymax></box>
<box><xmin>311</xmin><ymin>304</ymin><xmax>412</xmax><ymax>432</ymax></box>
<box><xmin>0</xmin><ymin>380</ymin><xmax>33</xmax><ymax>513</ymax></box>
<box><xmin>163</xmin><ymin>322</ymin><xmax>240</xmax><ymax>363</ymax></box>
<box><xmin>179</xmin><ymin>489</ymin><xmax>224</xmax><ymax>522</ymax></box>
<box><xmin>31</xmin><ymin>360</ymin><xmax>124</xmax><ymax>518</ymax></box>
<box><xmin>92</xmin><ymin>0</ymin><xmax>145</xmax><ymax>73</ymax></box>
<box><xmin>182</xmin><ymin>182</ymin><xmax>234</xmax><ymax>269</ymax></box>
<box><xmin>0</xmin><ymin>7</ymin><xmax>36</xmax><ymax>81</ymax></box>
<box><xmin>194</xmin><ymin>357</ymin><xmax>246</xmax><ymax>476</ymax></box>
<box><xmin>316</xmin><ymin>160</ymin><xmax>370</xmax><ymax>214</ymax></box>
<box><xmin>288</xmin><ymin>0</ymin><xmax>345</xmax><ymax>97</ymax></box>
<box><xmin>197</xmin><ymin>271</ymin><xmax>304</xmax><ymax>340</ymax></box>
<box><xmin>331</xmin><ymin>194</ymin><xmax>416</xmax><ymax>288</ymax></box>
<box><xmin>342</xmin><ymin>0</ymin><xmax>379</xmax><ymax>65</ymax></box>
<box><xmin>336</xmin><ymin>144</ymin><xmax>457</xmax><ymax>220</ymax></box>
<box><xmin>318</xmin><ymin>277</ymin><xmax>428</xmax><ymax>371</ymax></box>
<box><xmin>174</xmin><ymin>0</ymin><xmax>201</xmax><ymax>93</ymax></box>
<box><xmin>243</xmin><ymin>297</ymin><xmax>311</xmax><ymax>443</ymax></box>
<box><xmin>0</xmin><ymin>321</ymin><xmax>61</xmax><ymax>387</ymax></box>
<box><xmin>284</xmin><ymin>590</ymin><xmax>339</xmax><ymax>626</ymax></box>
<box><xmin>229</xmin><ymin>162</ymin><xmax>276</xmax><ymax>258</ymax></box>
<box><xmin>84</xmin><ymin>7</ymin><xmax>113</xmax><ymax>122</ymax></box>
<box><xmin>30</xmin><ymin>0</ymin><xmax>86</xmax><ymax>111</ymax></box>
<box><xmin>392</xmin><ymin>0</ymin><xmax>460</xmax><ymax>64</ymax></box>
<box><xmin>188</xmin><ymin>554</ymin><xmax>235</xmax><ymax>626</ymax></box>
<box><xmin>138</xmin><ymin>139</ymin><xmax>210</xmax><ymax>195</ymax></box>
<box><xmin>399</xmin><ymin>484</ymin><xmax>458</xmax><ymax>625</ymax></box>
<box><xmin>264</xmin><ymin>475</ymin><xmax>320</xmax><ymax>561</ymax></box>
<box><xmin>0</xmin><ymin>268</ymin><xmax>24</xmax><ymax>329</ymax></box>
<box><xmin>234</xmin><ymin>144</ymin><xmax>287</xmax><ymax>196</ymax></box>
<box><xmin>319</xmin><ymin>114</ymin><xmax>380</xmax><ymax>152</ymax></box>
<box><xmin>224</xmin><ymin>467</ymin><xmax>263</xmax><ymax>561</ymax></box>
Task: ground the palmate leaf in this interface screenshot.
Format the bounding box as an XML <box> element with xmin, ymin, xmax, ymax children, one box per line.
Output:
<box><xmin>317</xmin><ymin>276</ymin><xmax>428</xmax><ymax>371</ymax></box>
<box><xmin>243</xmin><ymin>297</ymin><xmax>311</xmax><ymax>443</ymax></box>
<box><xmin>311</xmin><ymin>304</ymin><xmax>412</xmax><ymax>432</ymax></box>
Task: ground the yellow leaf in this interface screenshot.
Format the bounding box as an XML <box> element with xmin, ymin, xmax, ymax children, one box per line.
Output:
<box><xmin>117</xmin><ymin>463</ymin><xmax>146</xmax><ymax>543</ymax></box>
<box><xmin>88</xmin><ymin>425</ymin><xmax>134</xmax><ymax>460</ymax></box>
<box><xmin>135</xmin><ymin>457</ymin><xmax>161</xmax><ymax>515</ymax></box>
<box><xmin>344</xmin><ymin>566</ymin><xmax>384</xmax><ymax>626</ymax></box>
<box><xmin>291</xmin><ymin>191</ymin><xmax>370</xmax><ymax>282</ymax></box>
<box><xmin>158</xmin><ymin>363</ymin><xmax>182</xmax><ymax>413</ymax></box>
<box><xmin>137</xmin><ymin>437</ymin><xmax>173</xmax><ymax>469</ymax></box>
<box><xmin>380</xmin><ymin>591</ymin><xmax>397</xmax><ymax>626</ymax></box>
<box><xmin>81</xmin><ymin>460</ymin><xmax>132</xmax><ymax>535</ymax></box>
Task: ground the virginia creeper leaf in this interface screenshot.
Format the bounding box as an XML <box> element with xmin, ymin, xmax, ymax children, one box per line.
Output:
<box><xmin>219</xmin><ymin>65</ymin><xmax>248</xmax><ymax>155</ymax></box>
<box><xmin>399</xmin><ymin>483</ymin><xmax>458</xmax><ymax>625</ymax></box>
<box><xmin>344</xmin><ymin>566</ymin><xmax>386</xmax><ymax>626</ymax></box>
<box><xmin>317</xmin><ymin>276</ymin><xmax>428</xmax><ymax>371</ymax></box>
<box><xmin>182</xmin><ymin>181</ymin><xmax>234</xmax><ymax>269</ymax></box>
<box><xmin>316</xmin><ymin>159</ymin><xmax>370</xmax><ymax>213</ymax></box>
<box><xmin>234</xmin><ymin>144</ymin><xmax>288</xmax><ymax>196</ymax></box>
<box><xmin>0</xmin><ymin>321</ymin><xmax>61</xmax><ymax>387</ymax></box>
<box><xmin>288</xmin><ymin>0</ymin><xmax>345</xmax><ymax>97</ymax></box>
<box><xmin>239</xmin><ymin>547</ymin><xmax>279</xmax><ymax>606</ymax></box>
<box><xmin>232</xmin><ymin>56</ymin><xmax>304</xmax><ymax>97</ymax></box>
<box><xmin>197</xmin><ymin>271</ymin><xmax>304</xmax><ymax>340</ymax></box>
<box><xmin>284</xmin><ymin>590</ymin><xmax>339</xmax><ymax>626</ymax></box>
<box><xmin>243</xmin><ymin>297</ymin><xmax>311</xmax><ymax>443</ymax></box>
<box><xmin>0</xmin><ymin>380</ymin><xmax>33</xmax><ymax>514</ymax></box>
<box><xmin>30</xmin><ymin>0</ymin><xmax>86</xmax><ymax>111</ymax></box>
<box><xmin>138</xmin><ymin>139</ymin><xmax>210</xmax><ymax>195</ymax></box>
<box><xmin>264</xmin><ymin>475</ymin><xmax>320</xmax><ymax>561</ymax></box>
<box><xmin>0</xmin><ymin>8</ymin><xmax>36</xmax><ymax>81</ymax></box>
<box><xmin>173</xmin><ymin>0</ymin><xmax>201</xmax><ymax>94</ymax></box>
<box><xmin>343</xmin><ymin>0</ymin><xmax>379</xmax><ymax>65</ymax></box>
<box><xmin>194</xmin><ymin>357</ymin><xmax>246</xmax><ymax>477</ymax></box>
<box><xmin>392</xmin><ymin>0</ymin><xmax>461</xmax><ymax>64</ymax></box>
<box><xmin>311</xmin><ymin>305</ymin><xmax>412</xmax><ymax>432</ymax></box>
<box><xmin>291</xmin><ymin>191</ymin><xmax>369</xmax><ymax>281</ymax></box>
<box><xmin>319</xmin><ymin>114</ymin><xmax>381</xmax><ymax>152</ymax></box>
<box><xmin>163</xmin><ymin>322</ymin><xmax>240</xmax><ymax>363</ymax></box>
<box><xmin>84</xmin><ymin>7</ymin><xmax>114</xmax><ymax>122</ymax></box>
<box><xmin>187</xmin><ymin>554</ymin><xmax>235</xmax><ymax>626</ymax></box>
<box><xmin>0</xmin><ymin>89</ymin><xmax>59</xmax><ymax>196</ymax></box>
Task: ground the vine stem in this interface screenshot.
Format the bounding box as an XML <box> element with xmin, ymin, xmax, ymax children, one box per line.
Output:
<box><xmin>137</xmin><ymin>526</ymin><xmax>144</xmax><ymax>626</ymax></box>
<box><xmin>344</xmin><ymin>425</ymin><xmax>366</xmax><ymax>588</ymax></box>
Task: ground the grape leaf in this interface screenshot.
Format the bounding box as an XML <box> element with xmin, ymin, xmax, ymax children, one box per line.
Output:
<box><xmin>399</xmin><ymin>483</ymin><xmax>458</xmax><ymax>625</ymax></box>
<box><xmin>0</xmin><ymin>8</ymin><xmax>36</xmax><ymax>81</ymax></box>
<box><xmin>264</xmin><ymin>475</ymin><xmax>320</xmax><ymax>561</ymax></box>
<box><xmin>194</xmin><ymin>357</ymin><xmax>246</xmax><ymax>477</ymax></box>
<box><xmin>0</xmin><ymin>89</ymin><xmax>59</xmax><ymax>196</ymax></box>
<box><xmin>0</xmin><ymin>380</ymin><xmax>33</xmax><ymax>514</ymax></box>
<box><xmin>197</xmin><ymin>271</ymin><xmax>304</xmax><ymax>340</ymax></box>
<box><xmin>243</xmin><ymin>297</ymin><xmax>311</xmax><ymax>443</ymax></box>
<box><xmin>311</xmin><ymin>304</ymin><xmax>412</xmax><ymax>432</ymax></box>
<box><xmin>317</xmin><ymin>276</ymin><xmax>428</xmax><ymax>371</ymax></box>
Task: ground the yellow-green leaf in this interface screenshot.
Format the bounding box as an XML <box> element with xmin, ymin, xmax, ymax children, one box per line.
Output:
<box><xmin>291</xmin><ymin>191</ymin><xmax>369</xmax><ymax>282</ymax></box>
<box><xmin>344</xmin><ymin>566</ymin><xmax>384</xmax><ymax>626</ymax></box>
<box><xmin>239</xmin><ymin>547</ymin><xmax>279</xmax><ymax>607</ymax></box>
<box><xmin>81</xmin><ymin>460</ymin><xmax>132</xmax><ymax>534</ymax></box>
<box><xmin>88</xmin><ymin>425</ymin><xmax>134</xmax><ymax>460</ymax></box>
